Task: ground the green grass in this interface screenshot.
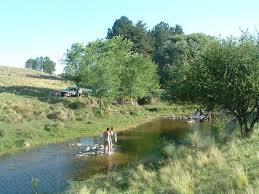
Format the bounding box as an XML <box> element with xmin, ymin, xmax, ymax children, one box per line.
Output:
<box><xmin>0</xmin><ymin>66</ymin><xmax>197</xmax><ymax>156</ymax></box>
<box><xmin>67</xmin><ymin>125</ymin><xmax>259</xmax><ymax>194</ymax></box>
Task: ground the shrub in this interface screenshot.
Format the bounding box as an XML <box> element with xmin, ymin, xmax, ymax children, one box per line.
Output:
<box><xmin>12</xmin><ymin>104</ymin><xmax>33</xmax><ymax>119</ymax></box>
<box><xmin>0</xmin><ymin>129</ymin><xmax>5</xmax><ymax>137</ymax></box>
<box><xmin>47</xmin><ymin>108</ymin><xmax>74</xmax><ymax>122</ymax></box>
<box><xmin>33</xmin><ymin>110</ymin><xmax>45</xmax><ymax>119</ymax></box>
<box><xmin>68</xmin><ymin>101</ymin><xmax>86</xmax><ymax>110</ymax></box>
<box><xmin>16</xmin><ymin>128</ymin><xmax>35</xmax><ymax>139</ymax></box>
<box><xmin>138</xmin><ymin>96</ymin><xmax>153</xmax><ymax>105</ymax></box>
<box><xmin>44</xmin><ymin>123</ymin><xmax>65</xmax><ymax>137</ymax></box>
<box><xmin>92</xmin><ymin>108</ymin><xmax>107</xmax><ymax>118</ymax></box>
<box><xmin>14</xmin><ymin>137</ymin><xmax>28</xmax><ymax>147</ymax></box>
<box><xmin>145</xmin><ymin>107</ymin><xmax>160</xmax><ymax>112</ymax></box>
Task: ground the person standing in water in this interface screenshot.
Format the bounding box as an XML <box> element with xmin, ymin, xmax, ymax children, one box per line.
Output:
<box><xmin>103</xmin><ymin>128</ymin><xmax>111</xmax><ymax>154</ymax></box>
<box><xmin>109</xmin><ymin>127</ymin><xmax>117</xmax><ymax>150</ymax></box>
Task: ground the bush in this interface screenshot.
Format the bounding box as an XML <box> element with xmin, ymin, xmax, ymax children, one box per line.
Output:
<box><xmin>12</xmin><ymin>104</ymin><xmax>33</xmax><ymax>119</ymax></box>
<box><xmin>0</xmin><ymin>129</ymin><xmax>5</xmax><ymax>137</ymax></box>
<box><xmin>145</xmin><ymin>107</ymin><xmax>160</xmax><ymax>112</ymax></box>
<box><xmin>44</xmin><ymin>123</ymin><xmax>65</xmax><ymax>136</ymax></box>
<box><xmin>16</xmin><ymin>128</ymin><xmax>35</xmax><ymax>139</ymax></box>
<box><xmin>33</xmin><ymin>110</ymin><xmax>45</xmax><ymax>119</ymax></box>
<box><xmin>68</xmin><ymin>101</ymin><xmax>86</xmax><ymax>110</ymax></box>
<box><xmin>92</xmin><ymin>108</ymin><xmax>107</xmax><ymax>118</ymax></box>
<box><xmin>47</xmin><ymin>108</ymin><xmax>74</xmax><ymax>122</ymax></box>
<box><xmin>14</xmin><ymin>137</ymin><xmax>28</xmax><ymax>147</ymax></box>
<box><xmin>138</xmin><ymin>96</ymin><xmax>152</xmax><ymax>105</ymax></box>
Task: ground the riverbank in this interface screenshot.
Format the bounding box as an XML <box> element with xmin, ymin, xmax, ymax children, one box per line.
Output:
<box><xmin>0</xmin><ymin>66</ymin><xmax>198</xmax><ymax>157</ymax></box>
<box><xmin>0</xmin><ymin>99</ymin><xmax>197</xmax><ymax>157</ymax></box>
<box><xmin>68</xmin><ymin>124</ymin><xmax>259</xmax><ymax>194</ymax></box>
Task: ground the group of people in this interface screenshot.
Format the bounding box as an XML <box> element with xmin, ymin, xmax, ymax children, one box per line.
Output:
<box><xmin>103</xmin><ymin>127</ymin><xmax>117</xmax><ymax>154</ymax></box>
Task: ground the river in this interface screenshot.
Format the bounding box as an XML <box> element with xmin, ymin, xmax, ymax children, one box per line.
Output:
<box><xmin>0</xmin><ymin>119</ymin><xmax>209</xmax><ymax>193</ymax></box>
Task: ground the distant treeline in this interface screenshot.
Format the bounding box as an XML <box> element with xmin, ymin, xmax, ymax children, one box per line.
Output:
<box><xmin>25</xmin><ymin>56</ymin><xmax>56</xmax><ymax>74</ymax></box>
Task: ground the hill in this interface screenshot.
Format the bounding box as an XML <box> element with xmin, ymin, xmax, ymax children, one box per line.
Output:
<box><xmin>0</xmin><ymin>66</ymin><xmax>69</xmax><ymax>123</ymax></box>
<box><xmin>0</xmin><ymin>66</ymin><xmax>195</xmax><ymax>156</ymax></box>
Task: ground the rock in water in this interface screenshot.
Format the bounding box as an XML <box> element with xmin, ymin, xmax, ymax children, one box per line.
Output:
<box><xmin>24</xmin><ymin>140</ymin><xmax>30</xmax><ymax>148</ymax></box>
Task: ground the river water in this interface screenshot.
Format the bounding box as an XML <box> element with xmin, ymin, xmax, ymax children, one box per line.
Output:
<box><xmin>0</xmin><ymin>119</ymin><xmax>209</xmax><ymax>193</ymax></box>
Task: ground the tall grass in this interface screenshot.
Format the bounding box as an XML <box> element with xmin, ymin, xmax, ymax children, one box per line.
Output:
<box><xmin>68</xmin><ymin>127</ymin><xmax>259</xmax><ymax>194</ymax></box>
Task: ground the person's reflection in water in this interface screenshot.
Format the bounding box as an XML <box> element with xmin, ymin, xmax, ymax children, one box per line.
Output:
<box><xmin>105</xmin><ymin>155</ymin><xmax>113</xmax><ymax>174</ymax></box>
<box><xmin>93</xmin><ymin>136</ymin><xmax>99</xmax><ymax>145</ymax></box>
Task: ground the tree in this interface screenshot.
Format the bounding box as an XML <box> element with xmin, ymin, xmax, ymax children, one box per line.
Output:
<box><xmin>119</xmin><ymin>53</ymin><xmax>159</xmax><ymax>99</ymax></box>
<box><xmin>107</xmin><ymin>16</ymin><xmax>153</xmax><ymax>55</ymax></box>
<box><xmin>153</xmin><ymin>33</ymin><xmax>213</xmax><ymax>87</ymax></box>
<box><xmin>62</xmin><ymin>43</ymin><xmax>85</xmax><ymax>85</ymax></box>
<box><xmin>80</xmin><ymin>37</ymin><xmax>129</xmax><ymax>107</ymax></box>
<box><xmin>151</xmin><ymin>22</ymin><xmax>183</xmax><ymax>50</ymax></box>
<box><xmin>25</xmin><ymin>58</ymin><xmax>37</xmax><ymax>70</ymax></box>
<box><xmin>25</xmin><ymin>56</ymin><xmax>56</xmax><ymax>74</ymax></box>
<box><xmin>107</xmin><ymin>16</ymin><xmax>134</xmax><ymax>40</ymax></box>
<box><xmin>150</xmin><ymin>22</ymin><xmax>184</xmax><ymax>86</ymax></box>
<box><xmin>63</xmin><ymin>37</ymin><xmax>159</xmax><ymax>107</ymax></box>
<box><xmin>41</xmin><ymin>57</ymin><xmax>56</xmax><ymax>74</ymax></box>
<box><xmin>169</xmin><ymin>34</ymin><xmax>259</xmax><ymax>136</ymax></box>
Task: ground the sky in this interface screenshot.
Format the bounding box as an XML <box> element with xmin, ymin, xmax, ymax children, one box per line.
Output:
<box><xmin>0</xmin><ymin>0</ymin><xmax>259</xmax><ymax>74</ymax></box>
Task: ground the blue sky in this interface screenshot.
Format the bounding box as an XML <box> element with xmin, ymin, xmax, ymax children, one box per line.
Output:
<box><xmin>0</xmin><ymin>0</ymin><xmax>258</xmax><ymax>73</ymax></box>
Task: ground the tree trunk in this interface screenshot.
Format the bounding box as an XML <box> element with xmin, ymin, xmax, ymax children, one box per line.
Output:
<box><xmin>99</xmin><ymin>98</ymin><xmax>102</xmax><ymax>109</ymax></box>
<box><xmin>236</xmin><ymin>115</ymin><xmax>255</xmax><ymax>137</ymax></box>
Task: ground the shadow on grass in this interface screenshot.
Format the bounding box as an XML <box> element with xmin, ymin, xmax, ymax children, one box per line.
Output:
<box><xmin>0</xmin><ymin>86</ymin><xmax>65</xmax><ymax>104</ymax></box>
<box><xmin>26</xmin><ymin>74</ymin><xmax>63</xmax><ymax>81</ymax></box>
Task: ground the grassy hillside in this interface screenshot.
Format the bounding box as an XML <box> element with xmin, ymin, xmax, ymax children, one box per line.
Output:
<box><xmin>0</xmin><ymin>66</ymin><xmax>196</xmax><ymax>156</ymax></box>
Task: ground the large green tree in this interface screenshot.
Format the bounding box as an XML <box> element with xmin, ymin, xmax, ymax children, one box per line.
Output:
<box><xmin>41</xmin><ymin>57</ymin><xmax>56</xmax><ymax>74</ymax></box>
<box><xmin>154</xmin><ymin>33</ymin><xmax>213</xmax><ymax>87</ymax></box>
<box><xmin>119</xmin><ymin>53</ymin><xmax>159</xmax><ymax>99</ymax></box>
<box><xmin>62</xmin><ymin>42</ymin><xmax>85</xmax><ymax>85</ymax></box>
<box><xmin>63</xmin><ymin>37</ymin><xmax>158</xmax><ymax>106</ymax></box>
<box><xmin>107</xmin><ymin>16</ymin><xmax>153</xmax><ymax>55</ymax></box>
<box><xmin>169</xmin><ymin>34</ymin><xmax>259</xmax><ymax>136</ymax></box>
<box><xmin>150</xmin><ymin>22</ymin><xmax>184</xmax><ymax>86</ymax></box>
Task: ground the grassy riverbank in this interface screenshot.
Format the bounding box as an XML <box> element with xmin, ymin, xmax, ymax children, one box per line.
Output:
<box><xmin>0</xmin><ymin>66</ymin><xmax>197</xmax><ymax>156</ymax></box>
<box><xmin>68</xmin><ymin>124</ymin><xmax>259</xmax><ymax>194</ymax></box>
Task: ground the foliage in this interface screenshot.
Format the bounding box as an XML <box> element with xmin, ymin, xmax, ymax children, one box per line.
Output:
<box><xmin>107</xmin><ymin>17</ymin><xmax>186</xmax><ymax>86</ymax></box>
<box><xmin>0</xmin><ymin>66</ymin><xmax>194</xmax><ymax>156</ymax></box>
<box><xmin>107</xmin><ymin>16</ymin><xmax>153</xmax><ymax>55</ymax></box>
<box><xmin>169</xmin><ymin>33</ymin><xmax>259</xmax><ymax>136</ymax></box>
<box><xmin>150</xmin><ymin>21</ymin><xmax>183</xmax><ymax>49</ymax></box>
<box><xmin>119</xmin><ymin>53</ymin><xmax>159</xmax><ymax>99</ymax></box>
<box><xmin>62</xmin><ymin>43</ymin><xmax>85</xmax><ymax>85</ymax></box>
<box><xmin>79</xmin><ymin>37</ymin><xmax>130</xmax><ymax>105</ymax></box>
<box><xmin>63</xmin><ymin>37</ymin><xmax>159</xmax><ymax>105</ymax></box>
<box><xmin>25</xmin><ymin>56</ymin><xmax>56</xmax><ymax>74</ymax></box>
<box><xmin>154</xmin><ymin>33</ymin><xmax>214</xmax><ymax>87</ymax></box>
